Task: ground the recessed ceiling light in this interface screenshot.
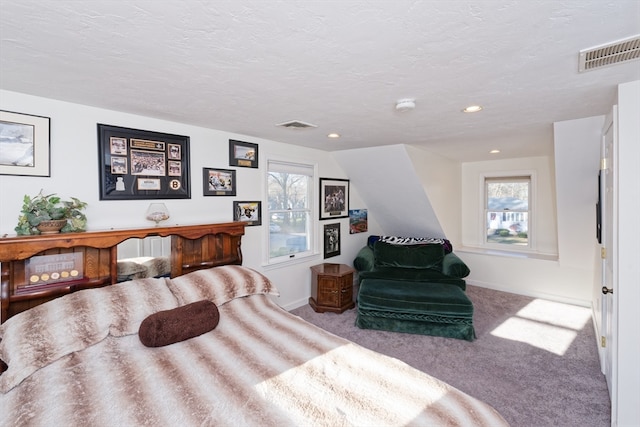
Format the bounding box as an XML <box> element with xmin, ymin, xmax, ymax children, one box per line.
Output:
<box><xmin>396</xmin><ymin>99</ymin><xmax>416</xmax><ymax>112</ymax></box>
<box><xmin>489</xmin><ymin>149</ymin><xmax>501</xmax><ymax>154</ymax></box>
<box><xmin>463</xmin><ymin>105</ymin><xmax>483</xmax><ymax>113</ymax></box>
<box><xmin>327</xmin><ymin>133</ymin><xmax>340</xmax><ymax>138</ymax></box>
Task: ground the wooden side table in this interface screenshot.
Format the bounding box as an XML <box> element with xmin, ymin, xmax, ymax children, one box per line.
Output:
<box><xmin>309</xmin><ymin>263</ymin><xmax>355</xmax><ymax>313</ymax></box>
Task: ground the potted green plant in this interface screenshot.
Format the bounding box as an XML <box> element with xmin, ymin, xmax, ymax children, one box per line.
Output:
<box><xmin>15</xmin><ymin>190</ymin><xmax>88</xmax><ymax>235</ymax></box>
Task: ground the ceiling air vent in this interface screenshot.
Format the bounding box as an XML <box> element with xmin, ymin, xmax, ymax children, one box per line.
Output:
<box><xmin>579</xmin><ymin>35</ymin><xmax>640</xmax><ymax>72</ymax></box>
<box><xmin>276</xmin><ymin>120</ymin><xmax>318</xmax><ymax>129</ymax></box>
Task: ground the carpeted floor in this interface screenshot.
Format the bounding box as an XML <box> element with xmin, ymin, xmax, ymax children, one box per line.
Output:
<box><xmin>290</xmin><ymin>285</ymin><xmax>610</xmax><ymax>427</ymax></box>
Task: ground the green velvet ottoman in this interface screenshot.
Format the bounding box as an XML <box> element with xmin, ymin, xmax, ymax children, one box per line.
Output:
<box><xmin>356</xmin><ymin>279</ymin><xmax>476</xmax><ymax>341</ymax></box>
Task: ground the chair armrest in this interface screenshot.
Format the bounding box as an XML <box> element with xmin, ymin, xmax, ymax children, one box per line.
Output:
<box><xmin>353</xmin><ymin>246</ymin><xmax>375</xmax><ymax>272</ymax></box>
<box><xmin>442</xmin><ymin>252</ymin><xmax>470</xmax><ymax>278</ymax></box>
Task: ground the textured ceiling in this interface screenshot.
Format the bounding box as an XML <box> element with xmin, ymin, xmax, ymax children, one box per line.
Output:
<box><xmin>1</xmin><ymin>1</ymin><xmax>639</xmax><ymax>162</ymax></box>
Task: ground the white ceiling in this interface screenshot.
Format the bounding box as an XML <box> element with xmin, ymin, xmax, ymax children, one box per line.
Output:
<box><xmin>1</xmin><ymin>1</ymin><xmax>639</xmax><ymax>162</ymax></box>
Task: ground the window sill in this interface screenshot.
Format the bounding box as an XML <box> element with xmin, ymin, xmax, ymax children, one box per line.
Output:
<box><xmin>458</xmin><ymin>246</ymin><xmax>558</xmax><ymax>261</ymax></box>
<box><xmin>261</xmin><ymin>251</ymin><xmax>321</xmax><ymax>270</ymax></box>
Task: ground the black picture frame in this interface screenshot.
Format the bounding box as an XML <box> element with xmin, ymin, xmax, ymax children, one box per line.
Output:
<box><xmin>319</xmin><ymin>178</ymin><xmax>349</xmax><ymax>220</ymax></box>
<box><xmin>229</xmin><ymin>139</ymin><xmax>258</xmax><ymax>168</ymax></box>
<box><xmin>203</xmin><ymin>167</ymin><xmax>236</xmax><ymax>196</ymax></box>
<box><xmin>233</xmin><ymin>201</ymin><xmax>262</xmax><ymax>226</ymax></box>
<box><xmin>97</xmin><ymin>124</ymin><xmax>190</xmax><ymax>200</ymax></box>
<box><xmin>0</xmin><ymin>110</ymin><xmax>51</xmax><ymax>177</ymax></box>
<box><xmin>323</xmin><ymin>222</ymin><xmax>341</xmax><ymax>258</ymax></box>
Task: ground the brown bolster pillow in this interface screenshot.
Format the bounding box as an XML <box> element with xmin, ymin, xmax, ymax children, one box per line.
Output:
<box><xmin>139</xmin><ymin>300</ymin><xmax>219</xmax><ymax>347</ymax></box>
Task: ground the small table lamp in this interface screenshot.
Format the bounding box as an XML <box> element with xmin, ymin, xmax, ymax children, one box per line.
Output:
<box><xmin>146</xmin><ymin>203</ymin><xmax>170</xmax><ymax>226</ymax></box>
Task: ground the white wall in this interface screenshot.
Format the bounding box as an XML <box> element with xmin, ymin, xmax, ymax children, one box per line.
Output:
<box><xmin>406</xmin><ymin>145</ymin><xmax>462</xmax><ymax>248</ymax></box>
<box><xmin>0</xmin><ymin>90</ymin><xmax>375</xmax><ymax>309</ymax></box>
<box><xmin>459</xmin><ymin>146</ymin><xmax>600</xmax><ymax>306</ymax></box>
<box><xmin>1</xmin><ymin>89</ymin><xmax>616</xmax><ymax>310</ymax></box>
<box><xmin>615</xmin><ymin>79</ymin><xmax>640</xmax><ymax>427</ymax></box>
<box><xmin>461</xmin><ymin>156</ymin><xmax>558</xmax><ymax>255</ymax></box>
<box><xmin>553</xmin><ymin>116</ymin><xmax>603</xmax><ymax>269</ymax></box>
<box><xmin>333</xmin><ymin>144</ymin><xmax>446</xmax><ymax>239</ymax></box>
<box><xmin>459</xmin><ymin>252</ymin><xmax>597</xmax><ymax>305</ymax></box>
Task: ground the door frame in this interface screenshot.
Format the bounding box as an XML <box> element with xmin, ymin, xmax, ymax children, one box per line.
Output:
<box><xmin>599</xmin><ymin>108</ymin><xmax>617</xmax><ymax>404</ymax></box>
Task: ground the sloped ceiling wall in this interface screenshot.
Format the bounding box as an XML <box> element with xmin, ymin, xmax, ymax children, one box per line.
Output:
<box><xmin>333</xmin><ymin>144</ymin><xmax>451</xmax><ymax>239</ymax></box>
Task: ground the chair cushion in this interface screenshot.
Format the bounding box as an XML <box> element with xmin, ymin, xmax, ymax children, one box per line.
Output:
<box><xmin>353</xmin><ymin>245</ymin><xmax>470</xmax><ymax>279</ymax></box>
<box><xmin>358</xmin><ymin>279</ymin><xmax>473</xmax><ymax>317</ymax></box>
<box><xmin>373</xmin><ymin>241</ymin><xmax>444</xmax><ymax>270</ymax></box>
<box><xmin>359</xmin><ymin>267</ymin><xmax>466</xmax><ymax>290</ymax></box>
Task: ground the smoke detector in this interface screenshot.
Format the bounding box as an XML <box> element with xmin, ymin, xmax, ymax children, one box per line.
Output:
<box><xmin>395</xmin><ymin>99</ymin><xmax>416</xmax><ymax>112</ymax></box>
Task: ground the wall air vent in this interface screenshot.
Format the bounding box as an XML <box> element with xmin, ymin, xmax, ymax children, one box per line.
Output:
<box><xmin>579</xmin><ymin>35</ymin><xmax>640</xmax><ymax>72</ymax></box>
<box><xmin>276</xmin><ymin>120</ymin><xmax>318</xmax><ymax>129</ymax></box>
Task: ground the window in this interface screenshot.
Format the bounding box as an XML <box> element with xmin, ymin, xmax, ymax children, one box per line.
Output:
<box><xmin>266</xmin><ymin>159</ymin><xmax>315</xmax><ymax>264</ymax></box>
<box><xmin>485</xmin><ymin>176</ymin><xmax>530</xmax><ymax>247</ymax></box>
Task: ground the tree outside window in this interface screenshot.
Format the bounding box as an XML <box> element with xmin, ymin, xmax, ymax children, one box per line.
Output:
<box><xmin>267</xmin><ymin>160</ymin><xmax>314</xmax><ymax>262</ymax></box>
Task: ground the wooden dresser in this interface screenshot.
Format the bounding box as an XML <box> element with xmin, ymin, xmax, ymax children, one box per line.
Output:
<box><xmin>0</xmin><ymin>222</ymin><xmax>245</xmax><ymax>323</ymax></box>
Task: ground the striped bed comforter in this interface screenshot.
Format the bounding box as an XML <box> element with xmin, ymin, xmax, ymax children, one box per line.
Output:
<box><xmin>0</xmin><ymin>266</ymin><xmax>508</xmax><ymax>427</ymax></box>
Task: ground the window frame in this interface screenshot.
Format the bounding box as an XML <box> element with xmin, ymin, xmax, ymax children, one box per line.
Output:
<box><xmin>480</xmin><ymin>171</ymin><xmax>536</xmax><ymax>252</ymax></box>
<box><xmin>264</xmin><ymin>157</ymin><xmax>318</xmax><ymax>266</ymax></box>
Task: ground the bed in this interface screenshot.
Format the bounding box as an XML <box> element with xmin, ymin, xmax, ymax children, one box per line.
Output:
<box><xmin>0</xmin><ymin>235</ymin><xmax>508</xmax><ymax>426</ymax></box>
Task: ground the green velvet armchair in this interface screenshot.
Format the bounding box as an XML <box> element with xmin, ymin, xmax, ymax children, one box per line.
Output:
<box><xmin>353</xmin><ymin>237</ymin><xmax>476</xmax><ymax>341</ymax></box>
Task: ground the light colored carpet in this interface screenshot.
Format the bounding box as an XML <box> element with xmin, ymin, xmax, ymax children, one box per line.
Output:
<box><xmin>290</xmin><ymin>285</ymin><xmax>610</xmax><ymax>427</ymax></box>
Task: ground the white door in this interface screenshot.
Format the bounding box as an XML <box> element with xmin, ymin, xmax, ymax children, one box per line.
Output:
<box><xmin>600</xmin><ymin>109</ymin><xmax>617</xmax><ymax>398</ymax></box>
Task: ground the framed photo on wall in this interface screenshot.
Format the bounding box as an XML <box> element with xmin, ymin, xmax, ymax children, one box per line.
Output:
<box><xmin>349</xmin><ymin>209</ymin><xmax>368</xmax><ymax>234</ymax></box>
<box><xmin>233</xmin><ymin>201</ymin><xmax>262</xmax><ymax>226</ymax></box>
<box><xmin>323</xmin><ymin>222</ymin><xmax>341</xmax><ymax>259</ymax></box>
<box><xmin>229</xmin><ymin>139</ymin><xmax>258</xmax><ymax>168</ymax></box>
<box><xmin>319</xmin><ymin>178</ymin><xmax>349</xmax><ymax>220</ymax></box>
<box><xmin>97</xmin><ymin>124</ymin><xmax>191</xmax><ymax>200</ymax></box>
<box><xmin>203</xmin><ymin>167</ymin><xmax>236</xmax><ymax>196</ymax></box>
<box><xmin>0</xmin><ymin>110</ymin><xmax>51</xmax><ymax>177</ymax></box>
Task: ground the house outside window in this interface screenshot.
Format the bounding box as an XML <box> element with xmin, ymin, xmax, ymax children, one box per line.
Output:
<box><xmin>484</xmin><ymin>175</ymin><xmax>531</xmax><ymax>248</ymax></box>
<box><xmin>266</xmin><ymin>159</ymin><xmax>316</xmax><ymax>264</ymax></box>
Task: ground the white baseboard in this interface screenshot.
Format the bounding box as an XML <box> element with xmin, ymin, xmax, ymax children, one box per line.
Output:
<box><xmin>466</xmin><ymin>279</ymin><xmax>591</xmax><ymax>307</ymax></box>
<box><xmin>280</xmin><ymin>296</ymin><xmax>310</xmax><ymax>312</ymax></box>
<box><xmin>282</xmin><ymin>280</ymin><xmax>592</xmax><ymax>312</ymax></box>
